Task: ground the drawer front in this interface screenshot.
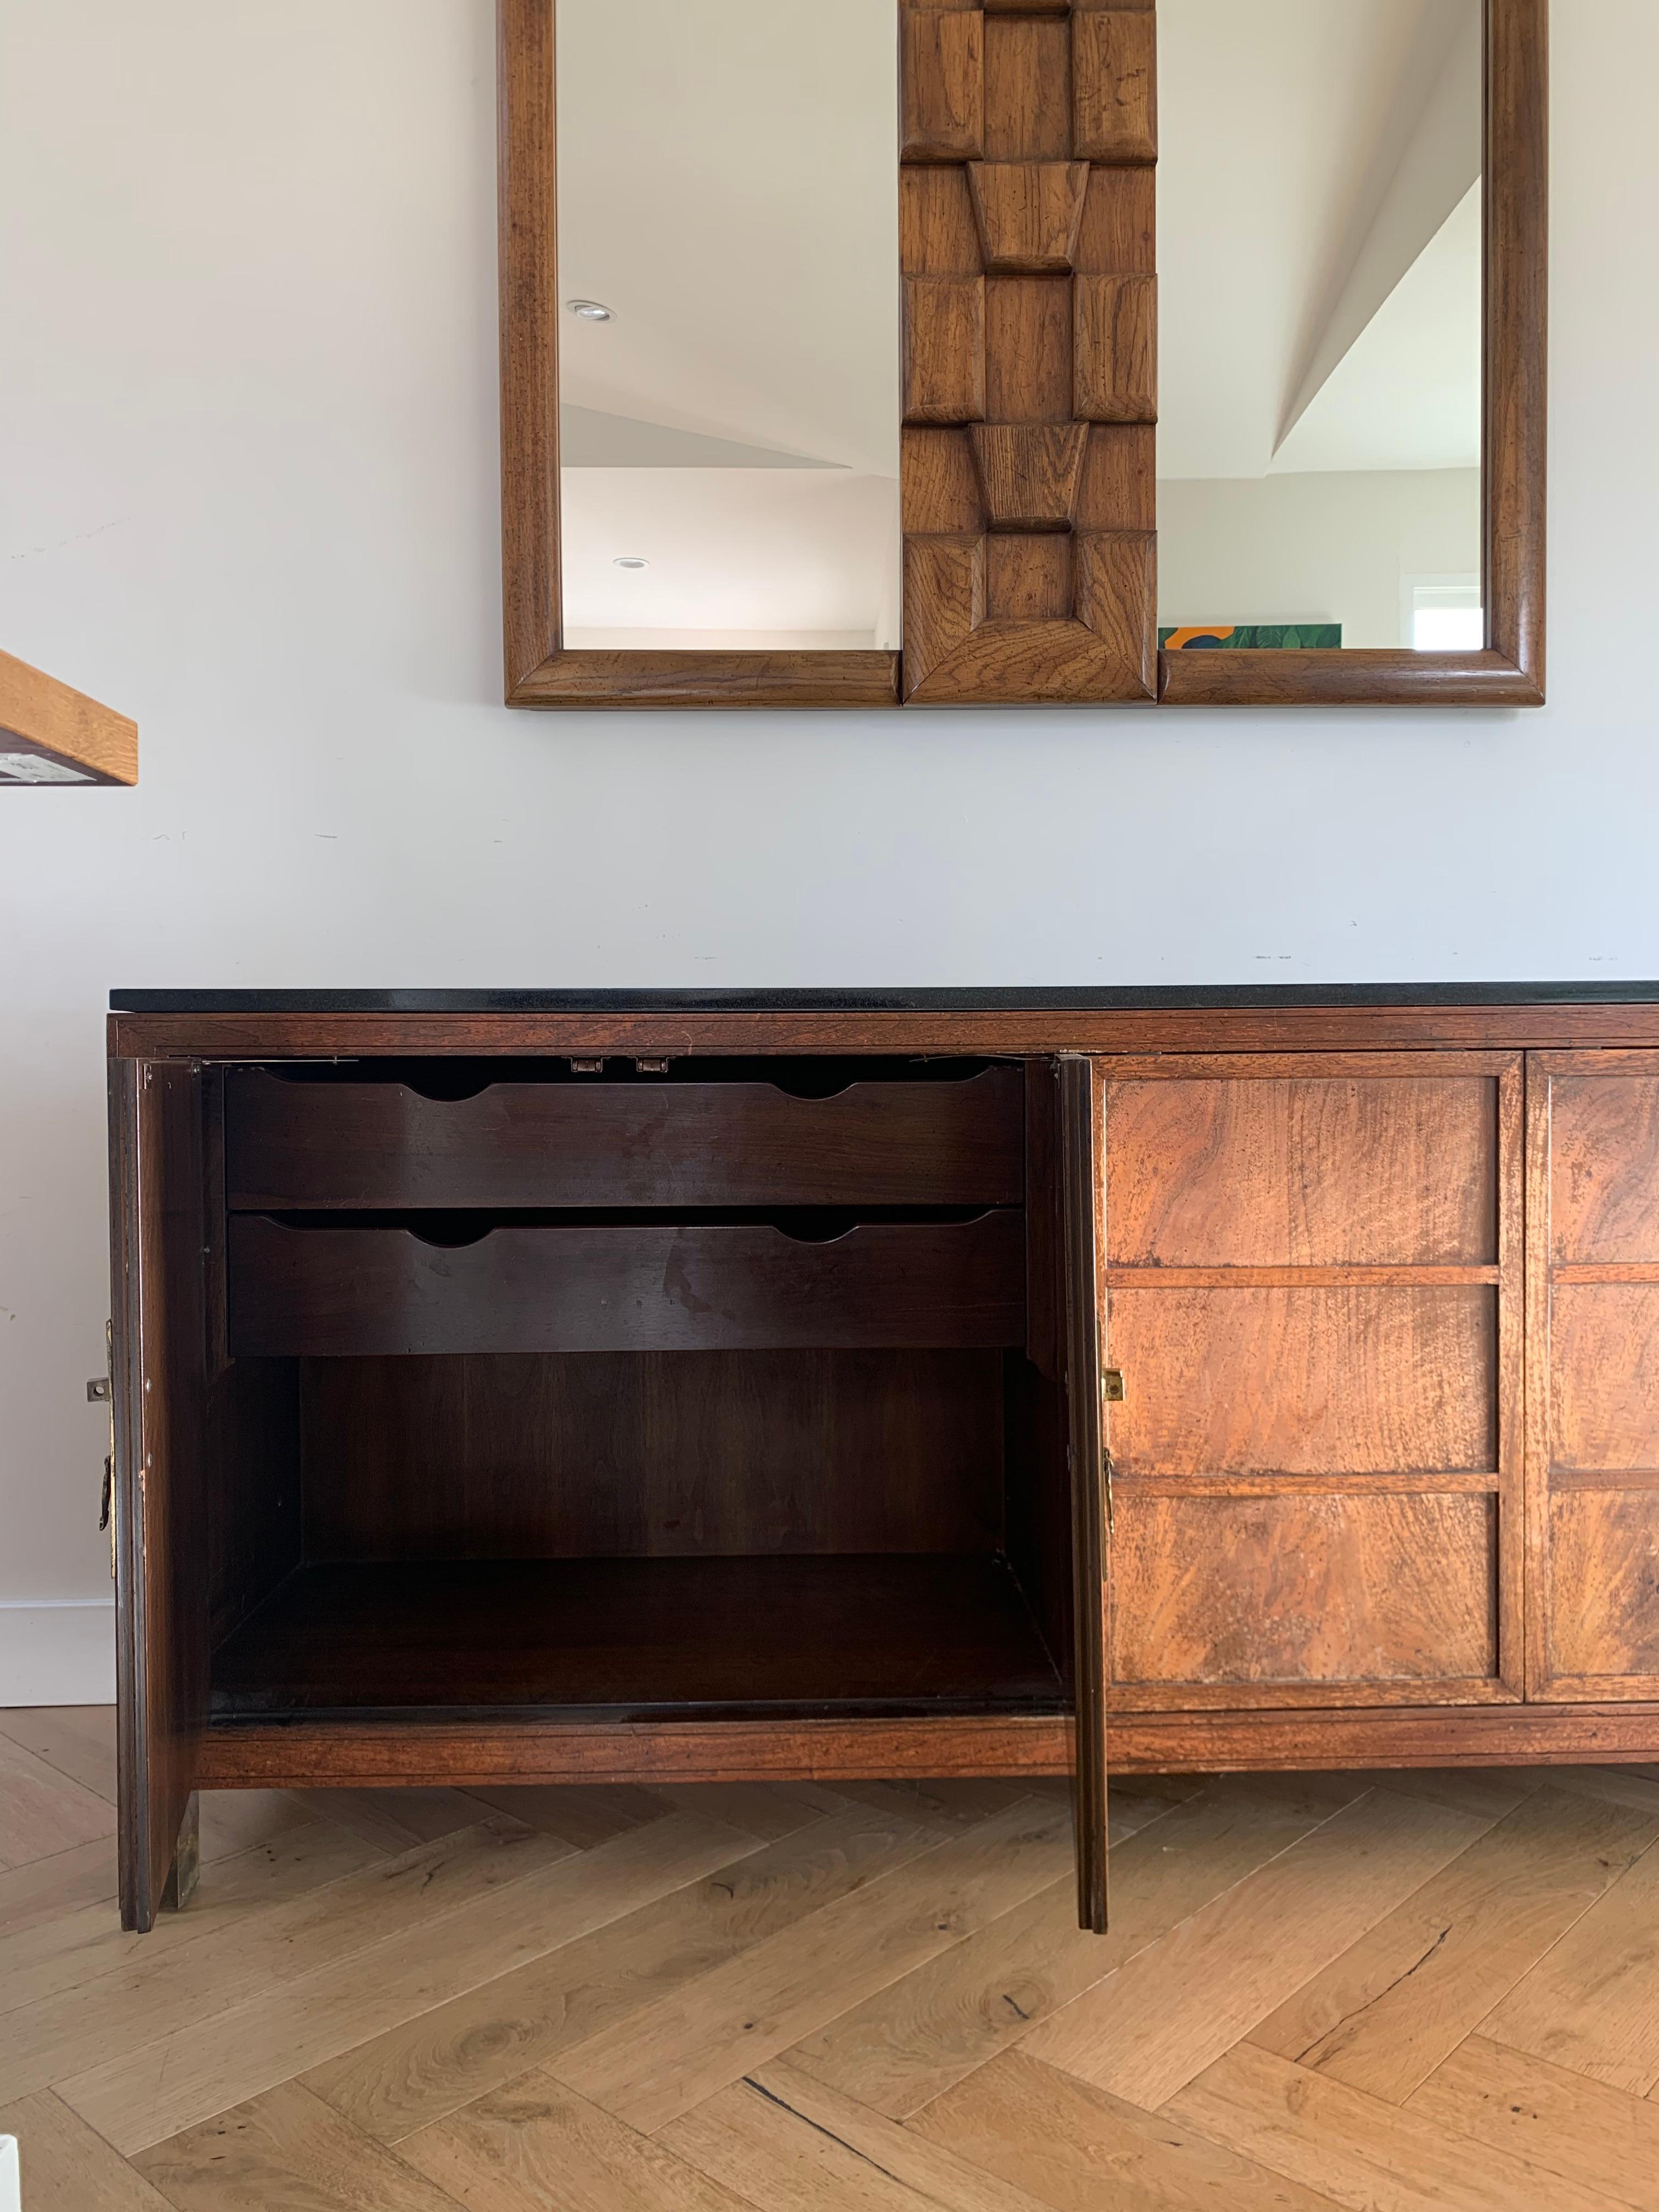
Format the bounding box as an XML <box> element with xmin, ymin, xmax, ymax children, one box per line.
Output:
<box><xmin>228</xmin><ymin>1214</ymin><xmax>1026</xmax><ymax>1357</ymax></box>
<box><xmin>224</xmin><ymin>1068</ymin><xmax>1025</xmax><ymax>1211</ymax></box>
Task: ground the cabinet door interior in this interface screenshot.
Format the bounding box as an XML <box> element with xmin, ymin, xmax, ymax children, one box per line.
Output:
<box><xmin>1528</xmin><ymin>1052</ymin><xmax>1659</xmax><ymax>1700</ymax></box>
<box><xmin>1098</xmin><ymin>1052</ymin><xmax>1524</xmax><ymax>1708</ymax></box>
<box><xmin>110</xmin><ymin>1060</ymin><xmax>212</xmax><ymax>1932</ymax></box>
<box><xmin>1060</xmin><ymin>1055</ymin><xmax>1109</xmax><ymax>1929</ymax></box>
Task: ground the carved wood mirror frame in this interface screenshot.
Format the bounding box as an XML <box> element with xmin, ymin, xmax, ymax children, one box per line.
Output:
<box><xmin>498</xmin><ymin>0</ymin><xmax>1545</xmax><ymax>711</ymax></box>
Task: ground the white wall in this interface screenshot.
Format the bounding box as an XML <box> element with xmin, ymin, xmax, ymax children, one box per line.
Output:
<box><xmin>1158</xmin><ymin>469</ymin><xmax>1481</xmax><ymax>647</ymax></box>
<box><xmin>1</xmin><ymin>1</ymin><xmax>1655</xmax><ymax>1699</ymax></box>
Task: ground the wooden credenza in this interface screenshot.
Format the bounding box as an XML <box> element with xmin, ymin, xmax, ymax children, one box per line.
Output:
<box><xmin>107</xmin><ymin>989</ymin><xmax>1659</xmax><ymax>1932</ymax></box>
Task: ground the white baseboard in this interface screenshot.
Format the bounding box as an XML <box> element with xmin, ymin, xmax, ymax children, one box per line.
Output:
<box><xmin>0</xmin><ymin>1600</ymin><xmax>116</xmax><ymax>1706</ymax></box>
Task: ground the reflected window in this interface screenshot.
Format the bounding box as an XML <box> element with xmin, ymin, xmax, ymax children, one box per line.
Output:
<box><xmin>1158</xmin><ymin>0</ymin><xmax>1483</xmax><ymax>653</ymax></box>
<box><xmin>555</xmin><ymin>1</ymin><xmax>901</xmax><ymax>652</ymax></box>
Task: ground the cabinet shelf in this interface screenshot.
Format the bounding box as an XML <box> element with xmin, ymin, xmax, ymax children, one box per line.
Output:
<box><xmin>208</xmin><ymin>1554</ymin><xmax>1066</xmax><ymax>1723</ymax></box>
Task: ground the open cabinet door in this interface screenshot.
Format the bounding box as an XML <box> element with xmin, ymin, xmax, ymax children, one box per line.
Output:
<box><xmin>110</xmin><ymin>1058</ymin><xmax>210</xmax><ymax>1931</ymax></box>
<box><xmin>1059</xmin><ymin>1056</ymin><xmax>1109</xmax><ymax>1930</ymax></box>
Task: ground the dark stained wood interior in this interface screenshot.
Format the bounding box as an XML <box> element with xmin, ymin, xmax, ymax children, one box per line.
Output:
<box><xmin>300</xmin><ymin>1349</ymin><xmax>1008</xmax><ymax>1561</ymax></box>
<box><xmin>209</xmin><ymin>1555</ymin><xmax>1065</xmax><ymax>1721</ymax></box>
<box><xmin>225</xmin><ymin>1063</ymin><xmax>1025</xmax><ymax>1212</ymax></box>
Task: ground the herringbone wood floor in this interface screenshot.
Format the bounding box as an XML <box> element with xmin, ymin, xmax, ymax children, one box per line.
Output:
<box><xmin>5</xmin><ymin>1711</ymin><xmax>1659</xmax><ymax>2208</ymax></box>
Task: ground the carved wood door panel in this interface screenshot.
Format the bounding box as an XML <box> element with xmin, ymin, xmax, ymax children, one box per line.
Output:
<box><xmin>900</xmin><ymin>1</ymin><xmax>1158</xmax><ymax>704</ymax></box>
<box><xmin>1527</xmin><ymin>1052</ymin><xmax>1659</xmax><ymax>1700</ymax></box>
<box><xmin>1095</xmin><ymin>1053</ymin><xmax>1525</xmax><ymax>1711</ymax></box>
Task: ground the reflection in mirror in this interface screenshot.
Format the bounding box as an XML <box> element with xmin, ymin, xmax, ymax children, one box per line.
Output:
<box><xmin>1159</xmin><ymin>1</ymin><xmax>1483</xmax><ymax>654</ymax></box>
<box><xmin>555</xmin><ymin>1</ymin><xmax>901</xmax><ymax>653</ymax></box>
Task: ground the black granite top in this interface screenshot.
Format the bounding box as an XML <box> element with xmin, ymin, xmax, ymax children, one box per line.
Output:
<box><xmin>110</xmin><ymin>983</ymin><xmax>1659</xmax><ymax>1013</ymax></box>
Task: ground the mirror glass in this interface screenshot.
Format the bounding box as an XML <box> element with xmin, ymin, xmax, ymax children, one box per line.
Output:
<box><xmin>1158</xmin><ymin>0</ymin><xmax>1484</xmax><ymax>654</ymax></box>
<box><xmin>555</xmin><ymin>0</ymin><xmax>901</xmax><ymax>653</ymax></box>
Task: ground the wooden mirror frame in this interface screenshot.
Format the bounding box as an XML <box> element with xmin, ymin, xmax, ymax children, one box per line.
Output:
<box><xmin>498</xmin><ymin>0</ymin><xmax>1545</xmax><ymax>712</ymax></box>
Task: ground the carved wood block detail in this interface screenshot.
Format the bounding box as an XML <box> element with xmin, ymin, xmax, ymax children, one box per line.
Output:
<box><xmin>904</xmin><ymin>533</ymin><xmax>986</xmax><ymax>693</ymax></box>
<box><xmin>1072</xmin><ymin>10</ymin><xmax>1158</xmax><ymax>164</ymax></box>
<box><xmin>1077</xmin><ymin>529</ymin><xmax>1157</xmax><ymax>688</ymax></box>
<box><xmin>904</xmin><ymin>278</ymin><xmax>988</xmax><ymax>422</ymax></box>
<box><xmin>970</xmin><ymin>423</ymin><xmax>1088</xmax><ymax>529</ymax></box>
<box><xmin>902</xmin><ymin>9</ymin><xmax>986</xmax><ymax>162</ymax></box>
<box><xmin>1073</xmin><ymin>273</ymin><xmax>1157</xmax><ymax>420</ymax></box>
<box><xmin>901</xmin><ymin>0</ymin><xmax>1157</xmax><ymax>702</ymax></box>
<box><xmin>968</xmin><ymin>161</ymin><xmax>1090</xmax><ymax>272</ymax></box>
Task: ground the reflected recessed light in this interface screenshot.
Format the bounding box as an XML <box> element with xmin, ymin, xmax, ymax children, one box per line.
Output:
<box><xmin>613</xmin><ymin>556</ymin><xmax>648</xmax><ymax>569</ymax></box>
<box><xmin>567</xmin><ymin>298</ymin><xmax>613</xmax><ymax>321</ymax></box>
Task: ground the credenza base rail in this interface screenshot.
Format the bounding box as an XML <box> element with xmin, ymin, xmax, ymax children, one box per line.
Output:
<box><xmin>193</xmin><ymin>1706</ymin><xmax>1659</xmax><ymax>1791</ymax></box>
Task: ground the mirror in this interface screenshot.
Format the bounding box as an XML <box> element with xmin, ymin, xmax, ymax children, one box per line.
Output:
<box><xmin>554</xmin><ymin>0</ymin><xmax>902</xmax><ymax>652</ymax></box>
<box><xmin>1158</xmin><ymin>0</ymin><xmax>1485</xmax><ymax>655</ymax></box>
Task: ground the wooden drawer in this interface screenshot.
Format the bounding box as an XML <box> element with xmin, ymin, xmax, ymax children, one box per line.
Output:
<box><xmin>223</xmin><ymin>1066</ymin><xmax>1024</xmax><ymax>1211</ymax></box>
<box><xmin>227</xmin><ymin>1212</ymin><xmax>1026</xmax><ymax>1357</ymax></box>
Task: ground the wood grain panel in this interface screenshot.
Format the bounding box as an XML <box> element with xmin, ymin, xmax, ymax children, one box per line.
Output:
<box><xmin>900</xmin><ymin>0</ymin><xmax>1156</xmax><ymax>702</ymax></box>
<box><xmin>1545</xmin><ymin>1074</ymin><xmax>1659</xmax><ymax>1261</ymax></box>
<box><xmin>1549</xmin><ymin>1284</ymin><xmax>1659</xmax><ymax>1471</ymax></box>
<box><xmin>1531</xmin><ymin>1052</ymin><xmax>1659</xmax><ymax>1701</ymax></box>
<box><xmin>1103</xmin><ymin>1072</ymin><xmax>1499</xmax><ymax>1267</ymax></box>
<box><xmin>1110</xmin><ymin>1494</ymin><xmax>1497</xmax><ymax>1689</ymax></box>
<box><xmin>1108</xmin><ymin>1285</ymin><xmax>1497</xmax><ymax>1477</ymax></box>
<box><xmin>1545</xmin><ymin>1492</ymin><xmax>1659</xmax><ymax>1683</ymax></box>
<box><xmin>969</xmin><ymin>423</ymin><xmax>1087</xmax><ymax>527</ymax></box>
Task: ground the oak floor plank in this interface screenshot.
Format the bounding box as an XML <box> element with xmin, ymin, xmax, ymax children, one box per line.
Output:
<box><xmin>460</xmin><ymin>1782</ymin><xmax>673</xmax><ymax>1850</ymax></box>
<box><xmin>303</xmin><ymin>1787</ymin><xmax>504</xmax><ymax>1853</ymax></box>
<box><xmin>832</xmin><ymin>1780</ymin><xmax>1040</xmax><ymax>1832</ymax></box>
<box><xmin>0</xmin><ymin>1733</ymin><xmax>116</xmax><ymax>1865</ymax></box>
<box><xmin>0</xmin><ymin>2091</ymin><xmax>174</xmax><ymax>2211</ymax></box>
<box><xmin>552</xmin><ymin>1795</ymin><xmax>1075</xmax><ymax>2134</ymax></box>
<box><xmin>1541</xmin><ymin>1767</ymin><xmax>1659</xmax><ymax>1818</ymax></box>
<box><xmin>1020</xmin><ymin>1788</ymin><xmax>1491</xmax><ymax>2108</ymax></box>
<box><xmin>1481</xmin><ymin>1835</ymin><xmax>1659</xmax><ymax>2095</ymax></box>
<box><xmin>1247</xmin><ymin>1786</ymin><xmax>1659</xmax><ymax>2103</ymax></box>
<box><xmin>1406</xmin><ymin>2035</ymin><xmax>1659</xmax><ymax>2212</ymax></box>
<box><xmin>1</xmin><ymin>1815</ymin><xmax>562</xmax><ymax>2104</ymax></box>
<box><xmin>403</xmin><ymin>2072</ymin><xmax>759</xmax><ymax>2212</ymax></box>
<box><xmin>788</xmin><ymin>1776</ymin><xmax>1360</xmax><ymax>2118</ymax></box>
<box><xmin>910</xmin><ymin>2047</ymin><xmax>1344</xmax><ymax>2212</ymax></box>
<box><xmin>200</xmin><ymin>1789</ymin><xmax>327</xmax><ymax>1864</ymax></box>
<box><xmin>0</xmin><ymin>1814</ymin><xmax>382</xmax><ymax>2015</ymax></box>
<box><xmin>58</xmin><ymin>1810</ymin><xmax>760</xmax><ymax>2153</ymax></box>
<box><xmin>0</xmin><ymin>1705</ymin><xmax>118</xmax><ymax>1806</ymax></box>
<box><xmin>304</xmin><ymin>1803</ymin><xmax>938</xmax><ymax>2143</ymax></box>
<box><xmin>647</xmin><ymin>1780</ymin><xmax>851</xmax><ymax>1841</ymax></box>
<box><xmin>133</xmin><ymin>2079</ymin><xmax>466</xmax><ymax>2211</ymax></box>
<box><xmin>0</xmin><ymin>1835</ymin><xmax>115</xmax><ymax>1939</ymax></box>
<box><xmin>1166</xmin><ymin>2042</ymin><xmax>1631</xmax><ymax>2212</ymax></box>
<box><xmin>662</xmin><ymin>2066</ymin><xmax>1048</xmax><ymax>2212</ymax></box>
<box><xmin>1371</xmin><ymin>1770</ymin><xmax>1544</xmax><ymax>1822</ymax></box>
